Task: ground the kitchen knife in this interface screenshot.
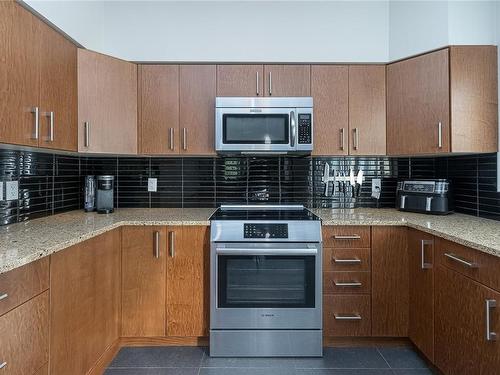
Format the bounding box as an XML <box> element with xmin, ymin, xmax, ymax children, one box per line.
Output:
<box><xmin>349</xmin><ymin>169</ymin><xmax>355</xmax><ymax>198</ymax></box>
<box><xmin>323</xmin><ymin>162</ymin><xmax>330</xmax><ymax>196</ymax></box>
<box><xmin>356</xmin><ymin>169</ymin><xmax>364</xmax><ymax>197</ymax></box>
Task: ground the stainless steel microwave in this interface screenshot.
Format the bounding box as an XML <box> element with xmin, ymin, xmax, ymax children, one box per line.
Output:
<box><xmin>215</xmin><ymin>97</ymin><xmax>313</xmax><ymax>154</ymax></box>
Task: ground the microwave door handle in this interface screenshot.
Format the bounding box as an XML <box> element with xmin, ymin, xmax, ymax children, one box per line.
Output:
<box><xmin>290</xmin><ymin>110</ymin><xmax>296</xmax><ymax>147</ymax></box>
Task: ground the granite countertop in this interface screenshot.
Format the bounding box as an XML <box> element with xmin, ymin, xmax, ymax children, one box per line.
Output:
<box><xmin>1</xmin><ymin>207</ymin><xmax>499</xmax><ymax>274</ymax></box>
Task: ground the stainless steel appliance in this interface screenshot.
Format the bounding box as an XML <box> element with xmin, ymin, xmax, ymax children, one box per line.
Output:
<box><xmin>215</xmin><ymin>97</ymin><xmax>313</xmax><ymax>154</ymax></box>
<box><xmin>396</xmin><ymin>179</ymin><xmax>453</xmax><ymax>214</ymax></box>
<box><xmin>96</xmin><ymin>175</ymin><xmax>114</xmax><ymax>214</ymax></box>
<box><xmin>84</xmin><ymin>175</ymin><xmax>96</xmax><ymax>212</ymax></box>
<box><xmin>209</xmin><ymin>205</ymin><xmax>322</xmax><ymax>357</ymax></box>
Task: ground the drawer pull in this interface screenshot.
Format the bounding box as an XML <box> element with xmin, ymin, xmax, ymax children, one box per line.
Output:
<box><xmin>0</xmin><ymin>293</ymin><xmax>7</xmax><ymax>301</ymax></box>
<box><xmin>333</xmin><ymin>258</ymin><xmax>361</xmax><ymax>264</ymax></box>
<box><xmin>333</xmin><ymin>235</ymin><xmax>361</xmax><ymax>240</ymax></box>
<box><xmin>0</xmin><ymin>362</ymin><xmax>6</xmax><ymax>369</ymax></box>
<box><xmin>334</xmin><ymin>281</ymin><xmax>362</xmax><ymax>287</ymax></box>
<box><xmin>444</xmin><ymin>253</ymin><xmax>478</xmax><ymax>268</ymax></box>
<box><xmin>486</xmin><ymin>299</ymin><xmax>497</xmax><ymax>341</ymax></box>
<box><xmin>334</xmin><ymin>313</ymin><xmax>362</xmax><ymax>320</ymax></box>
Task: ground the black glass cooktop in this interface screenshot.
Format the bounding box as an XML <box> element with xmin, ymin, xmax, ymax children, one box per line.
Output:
<box><xmin>210</xmin><ymin>205</ymin><xmax>320</xmax><ymax>221</ymax></box>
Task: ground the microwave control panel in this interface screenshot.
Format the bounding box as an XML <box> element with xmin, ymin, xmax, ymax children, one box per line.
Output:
<box><xmin>244</xmin><ymin>223</ymin><xmax>288</xmax><ymax>239</ymax></box>
<box><xmin>297</xmin><ymin>114</ymin><xmax>312</xmax><ymax>144</ymax></box>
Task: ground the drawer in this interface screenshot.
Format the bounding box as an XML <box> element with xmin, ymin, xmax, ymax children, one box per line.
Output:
<box><xmin>323</xmin><ymin>248</ymin><xmax>371</xmax><ymax>272</ymax></box>
<box><xmin>323</xmin><ymin>272</ymin><xmax>371</xmax><ymax>294</ymax></box>
<box><xmin>0</xmin><ymin>291</ymin><xmax>49</xmax><ymax>374</ymax></box>
<box><xmin>323</xmin><ymin>294</ymin><xmax>371</xmax><ymax>336</ymax></box>
<box><xmin>323</xmin><ymin>226</ymin><xmax>371</xmax><ymax>248</ymax></box>
<box><xmin>0</xmin><ymin>257</ymin><xmax>49</xmax><ymax>316</ymax></box>
<box><xmin>436</xmin><ymin>237</ymin><xmax>500</xmax><ymax>292</ymax></box>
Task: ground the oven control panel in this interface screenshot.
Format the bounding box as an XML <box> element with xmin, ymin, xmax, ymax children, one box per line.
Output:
<box><xmin>244</xmin><ymin>223</ymin><xmax>288</xmax><ymax>239</ymax></box>
<box><xmin>298</xmin><ymin>114</ymin><xmax>312</xmax><ymax>144</ymax></box>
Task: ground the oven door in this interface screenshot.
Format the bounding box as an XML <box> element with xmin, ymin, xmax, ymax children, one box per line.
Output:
<box><xmin>211</xmin><ymin>242</ymin><xmax>322</xmax><ymax>330</ymax></box>
<box><xmin>215</xmin><ymin>108</ymin><xmax>297</xmax><ymax>152</ymax></box>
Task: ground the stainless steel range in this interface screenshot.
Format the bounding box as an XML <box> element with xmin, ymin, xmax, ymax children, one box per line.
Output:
<box><xmin>209</xmin><ymin>205</ymin><xmax>323</xmax><ymax>357</ymax></box>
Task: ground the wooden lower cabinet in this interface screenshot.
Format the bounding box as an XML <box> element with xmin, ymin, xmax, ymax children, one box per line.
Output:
<box><xmin>122</xmin><ymin>226</ymin><xmax>167</xmax><ymax>337</ymax></box>
<box><xmin>166</xmin><ymin>226</ymin><xmax>210</xmax><ymax>336</ymax></box>
<box><xmin>0</xmin><ymin>291</ymin><xmax>49</xmax><ymax>375</ymax></box>
<box><xmin>33</xmin><ymin>363</ymin><xmax>49</xmax><ymax>375</ymax></box>
<box><xmin>408</xmin><ymin>229</ymin><xmax>435</xmax><ymax>361</ymax></box>
<box><xmin>371</xmin><ymin>226</ymin><xmax>409</xmax><ymax>337</ymax></box>
<box><xmin>324</xmin><ymin>294</ymin><xmax>371</xmax><ymax>336</ymax></box>
<box><xmin>435</xmin><ymin>265</ymin><xmax>500</xmax><ymax>375</ymax></box>
<box><xmin>50</xmin><ymin>230</ymin><xmax>121</xmax><ymax>375</ymax></box>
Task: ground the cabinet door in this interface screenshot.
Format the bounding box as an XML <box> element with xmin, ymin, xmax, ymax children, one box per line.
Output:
<box><xmin>0</xmin><ymin>2</ymin><xmax>40</xmax><ymax>147</ymax></box>
<box><xmin>371</xmin><ymin>226</ymin><xmax>409</xmax><ymax>336</ymax></box>
<box><xmin>348</xmin><ymin>65</ymin><xmax>386</xmax><ymax>155</ymax></box>
<box><xmin>39</xmin><ymin>22</ymin><xmax>78</xmax><ymax>151</ymax></box>
<box><xmin>217</xmin><ymin>65</ymin><xmax>264</xmax><ymax>97</ymax></box>
<box><xmin>387</xmin><ymin>48</ymin><xmax>450</xmax><ymax>155</ymax></box>
<box><xmin>0</xmin><ymin>291</ymin><xmax>49</xmax><ymax>375</ymax></box>
<box><xmin>408</xmin><ymin>229</ymin><xmax>434</xmax><ymax>361</ymax></box>
<box><xmin>179</xmin><ymin>65</ymin><xmax>216</xmax><ymax>155</ymax></box>
<box><xmin>263</xmin><ymin>65</ymin><xmax>311</xmax><ymax>97</ymax></box>
<box><xmin>78</xmin><ymin>49</ymin><xmax>138</xmax><ymax>154</ymax></box>
<box><xmin>139</xmin><ymin>65</ymin><xmax>179</xmax><ymax>154</ymax></box>
<box><xmin>122</xmin><ymin>226</ymin><xmax>167</xmax><ymax>337</ymax></box>
<box><xmin>50</xmin><ymin>230</ymin><xmax>121</xmax><ymax>375</ymax></box>
<box><xmin>166</xmin><ymin>226</ymin><xmax>210</xmax><ymax>336</ymax></box>
<box><xmin>435</xmin><ymin>265</ymin><xmax>500</xmax><ymax>374</ymax></box>
<box><xmin>311</xmin><ymin>65</ymin><xmax>348</xmax><ymax>155</ymax></box>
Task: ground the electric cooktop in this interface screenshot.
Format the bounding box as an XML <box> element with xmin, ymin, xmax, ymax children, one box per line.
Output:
<box><xmin>209</xmin><ymin>205</ymin><xmax>320</xmax><ymax>221</ymax></box>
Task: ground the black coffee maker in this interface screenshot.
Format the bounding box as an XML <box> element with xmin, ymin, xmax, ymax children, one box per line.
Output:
<box><xmin>96</xmin><ymin>175</ymin><xmax>114</xmax><ymax>214</ymax></box>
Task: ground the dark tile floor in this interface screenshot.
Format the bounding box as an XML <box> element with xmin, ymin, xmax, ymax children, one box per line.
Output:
<box><xmin>105</xmin><ymin>346</ymin><xmax>436</xmax><ymax>375</ymax></box>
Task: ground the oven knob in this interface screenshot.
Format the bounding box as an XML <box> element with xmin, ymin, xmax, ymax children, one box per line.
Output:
<box><xmin>265</xmin><ymin>232</ymin><xmax>271</xmax><ymax>239</ymax></box>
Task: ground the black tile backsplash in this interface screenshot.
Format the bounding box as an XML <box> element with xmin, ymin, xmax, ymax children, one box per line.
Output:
<box><xmin>0</xmin><ymin>148</ymin><xmax>499</xmax><ymax>225</ymax></box>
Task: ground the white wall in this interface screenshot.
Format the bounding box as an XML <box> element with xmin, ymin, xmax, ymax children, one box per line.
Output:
<box><xmin>25</xmin><ymin>0</ymin><xmax>390</xmax><ymax>62</ymax></box>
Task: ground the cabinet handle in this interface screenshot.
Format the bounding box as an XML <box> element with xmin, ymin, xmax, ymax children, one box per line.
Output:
<box><xmin>333</xmin><ymin>235</ymin><xmax>361</xmax><ymax>240</ymax></box>
<box><xmin>334</xmin><ymin>313</ymin><xmax>362</xmax><ymax>320</ymax></box>
<box><xmin>421</xmin><ymin>239</ymin><xmax>433</xmax><ymax>269</ymax></box>
<box><xmin>31</xmin><ymin>106</ymin><xmax>39</xmax><ymax>140</ymax></box>
<box><xmin>333</xmin><ymin>258</ymin><xmax>361</xmax><ymax>264</ymax></box>
<box><xmin>340</xmin><ymin>128</ymin><xmax>345</xmax><ymax>150</ymax></box>
<box><xmin>84</xmin><ymin>121</ymin><xmax>90</xmax><ymax>148</ymax></box>
<box><xmin>256</xmin><ymin>71</ymin><xmax>260</xmax><ymax>96</ymax></box>
<box><xmin>169</xmin><ymin>128</ymin><xmax>174</xmax><ymax>151</ymax></box>
<box><xmin>153</xmin><ymin>231</ymin><xmax>160</xmax><ymax>258</ymax></box>
<box><xmin>0</xmin><ymin>293</ymin><xmax>7</xmax><ymax>301</ymax></box>
<box><xmin>444</xmin><ymin>253</ymin><xmax>478</xmax><ymax>268</ymax></box>
<box><xmin>0</xmin><ymin>362</ymin><xmax>6</xmax><ymax>369</ymax></box>
<box><xmin>334</xmin><ymin>281</ymin><xmax>362</xmax><ymax>287</ymax></box>
<box><xmin>486</xmin><ymin>299</ymin><xmax>497</xmax><ymax>341</ymax></box>
<box><xmin>182</xmin><ymin>128</ymin><xmax>187</xmax><ymax>151</ymax></box>
<box><xmin>168</xmin><ymin>231</ymin><xmax>175</xmax><ymax>257</ymax></box>
<box><xmin>438</xmin><ymin>121</ymin><xmax>443</xmax><ymax>148</ymax></box>
<box><xmin>268</xmin><ymin>71</ymin><xmax>272</xmax><ymax>96</ymax></box>
<box><xmin>47</xmin><ymin>111</ymin><xmax>54</xmax><ymax>142</ymax></box>
<box><xmin>353</xmin><ymin>128</ymin><xmax>359</xmax><ymax>150</ymax></box>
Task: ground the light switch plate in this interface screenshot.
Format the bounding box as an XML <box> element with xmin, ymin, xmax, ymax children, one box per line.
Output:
<box><xmin>147</xmin><ymin>178</ymin><xmax>157</xmax><ymax>192</ymax></box>
<box><xmin>0</xmin><ymin>181</ymin><xmax>3</xmax><ymax>201</ymax></box>
<box><xmin>6</xmin><ymin>180</ymin><xmax>19</xmax><ymax>201</ymax></box>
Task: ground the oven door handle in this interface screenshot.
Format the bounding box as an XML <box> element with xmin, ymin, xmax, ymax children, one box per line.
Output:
<box><xmin>215</xmin><ymin>247</ymin><xmax>318</xmax><ymax>256</ymax></box>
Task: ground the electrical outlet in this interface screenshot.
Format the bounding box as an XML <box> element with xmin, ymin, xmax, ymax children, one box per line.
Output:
<box><xmin>5</xmin><ymin>180</ymin><xmax>19</xmax><ymax>201</ymax></box>
<box><xmin>0</xmin><ymin>181</ymin><xmax>3</xmax><ymax>201</ymax></box>
<box><xmin>371</xmin><ymin>178</ymin><xmax>381</xmax><ymax>199</ymax></box>
<box><xmin>147</xmin><ymin>178</ymin><xmax>157</xmax><ymax>192</ymax></box>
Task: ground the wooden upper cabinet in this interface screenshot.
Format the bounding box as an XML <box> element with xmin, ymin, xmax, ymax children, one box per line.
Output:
<box><xmin>39</xmin><ymin>21</ymin><xmax>78</xmax><ymax>151</ymax></box>
<box><xmin>217</xmin><ymin>65</ymin><xmax>264</xmax><ymax>97</ymax></box>
<box><xmin>387</xmin><ymin>48</ymin><xmax>450</xmax><ymax>155</ymax></box>
<box><xmin>435</xmin><ymin>265</ymin><xmax>500</xmax><ymax>375</ymax></box>
<box><xmin>166</xmin><ymin>226</ymin><xmax>210</xmax><ymax>337</ymax></box>
<box><xmin>263</xmin><ymin>65</ymin><xmax>311</xmax><ymax>97</ymax></box>
<box><xmin>139</xmin><ymin>65</ymin><xmax>179</xmax><ymax>155</ymax></box>
<box><xmin>179</xmin><ymin>65</ymin><xmax>216</xmax><ymax>155</ymax></box>
<box><xmin>0</xmin><ymin>2</ymin><xmax>40</xmax><ymax>147</ymax></box>
<box><xmin>348</xmin><ymin>65</ymin><xmax>386</xmax><ymax>155</ymax></box>
<box><xmin>121</xmin><ymin>226</ymin><xmax>167</xmax><ymax>337</ymax></box>
<box><xmin>78</xmin><ymin>49</ymin><xmax>138</xmax><ymax>154</ymax></box>
<box><xmin>408</xmin><ymin>229</ymin><xmax>435</xmax><ymax>362</ymax></box>
<box><xmin>311</xmin><ymin>65</ymin><xmax>349</xmax><ymax>155</ymax></box>
<box><xmin>449</xmin><ymin>46</ymin><xmax>498</xmax><ymax>153</ymax></box>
